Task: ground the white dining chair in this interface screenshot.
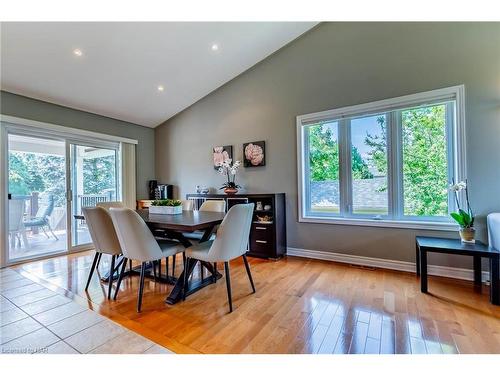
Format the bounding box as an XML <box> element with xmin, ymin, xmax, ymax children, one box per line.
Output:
<box><xmin>184</xmin><ymin>203</ymin><xmax>255</xmax><ymax>312</ymax></box>
<box><xmin>186</xmin><ymin>199</ymin><xmax>227</xmax><ymax>279</ymax></box>
<box><xmin>182</xmin><ymin>199</ymin><xmax>194</xmax><ymax>211</ymax></box>
<box><xmin>97</xmin><ymin>201</ymin><xmax>126</xmax><ymax>210</ymax></box>
<box><xmin>199</xmin><ymin>200</ymin><xmax>226</xmax><ymax>213</ymax></box>
<box><xmin>109</xmin><ymin>207</ymin><xmax>185</xmax><ymax>312</ymax></box>
<box><xmin>82</xmin><ymin>206</ymin><xmax>123</xmax><ymax>299</ymax></box>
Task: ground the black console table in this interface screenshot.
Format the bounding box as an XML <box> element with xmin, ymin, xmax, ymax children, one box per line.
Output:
<box><xmin>415</xmin><ymin>236</ymin><xmax>499</xmax><ymax>305</ymax></box>
<box><xmin>186</xmin><ymin>193</ymin><xmax>286</xmax><ymax>259</ymax></box>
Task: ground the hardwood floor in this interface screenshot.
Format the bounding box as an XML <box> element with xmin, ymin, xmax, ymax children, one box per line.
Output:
<box><xmin>12</xmin><ymin>251</ymin><xmax>500</xmax><ymax>354</ymax></box>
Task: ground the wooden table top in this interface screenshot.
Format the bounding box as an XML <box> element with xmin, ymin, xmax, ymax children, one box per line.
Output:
<box><xmin>136</xmin><ymin>209</ymin><xmax>225</xmax><ymax>232</ymax></box>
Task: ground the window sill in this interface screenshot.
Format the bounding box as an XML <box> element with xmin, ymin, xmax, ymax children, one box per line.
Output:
<box><xmin>299</xmin><ymin>216</ymin><xmax>458</xmax><ymax>231</ymax></box>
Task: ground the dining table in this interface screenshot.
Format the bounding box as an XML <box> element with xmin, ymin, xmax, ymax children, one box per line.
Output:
<box><xmin>76</xmin><ymin>209</ymin><xmax>226</xmax><ymax>305</ymax></box>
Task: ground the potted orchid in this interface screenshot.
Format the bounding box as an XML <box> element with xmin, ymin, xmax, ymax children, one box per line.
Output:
<box><xmin>449</xmin><ymin>180</ymin><xmax>475</xmax><ymax>243</ymax></box>
<box><xmin>217</xmin><ymin>159</ymin><xmax>241</xmax><ymax>194</ymax></box>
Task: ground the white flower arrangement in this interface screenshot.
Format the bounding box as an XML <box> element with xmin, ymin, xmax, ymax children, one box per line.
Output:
<box><xmin>448</xmin><ymin>179</ymin><xmax>474</xmax><ymax>228</ymax></box>
<box><xmin>216</xmin><ymin>159</ymin><xmax>241</xmax><ymax>190</ymax></box>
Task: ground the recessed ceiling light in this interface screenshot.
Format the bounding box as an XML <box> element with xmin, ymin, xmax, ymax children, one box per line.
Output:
<box><xmin>73</xmin><ymin>48</ymin><xmax>83</xmax><ymax>57</ymax></box>
<box><xmin>157</xmin><ymin>85</ymin><xmax>165</xmax><ymax>92</ymax></box>
<box><xmin>211</xmin><ymin>44</ymin><xmax>219</xmax><ymax>51</ymax></box>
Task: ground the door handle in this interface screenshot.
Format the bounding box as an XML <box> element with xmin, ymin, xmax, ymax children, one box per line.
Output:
<box><xmin>8</xmin><ymin>193</ymin><xmax>12</xmax><ymax>200</ymax></box>
<box><xmin>255</xmin><ymin>227</ymin><xmax>267</xmax><ymax>230</ymax></box>
<box><xmin>256</xmin><ymin>240</ymin><xmax>267</xmax><ymax>244</ymax></box>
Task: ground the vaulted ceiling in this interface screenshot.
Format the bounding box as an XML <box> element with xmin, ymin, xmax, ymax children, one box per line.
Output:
<box><xmin>1</xmin><ymin>22</ymin><xmax>317</xmax><ymax>127</ymax></box>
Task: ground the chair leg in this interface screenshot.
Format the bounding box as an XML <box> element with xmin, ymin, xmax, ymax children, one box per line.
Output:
<box><xmin>213</xmin><ymin>262</ymin><xmax>217</xmax><ymax>283</ymax></box>
<box><xmin>166</xmin><ymin>256</ymin><xmax>170</xmax><ymax>278</ymax></box>
<box><xmin>224</xmin><ymin>262</ymin><xmax>233</xmax><ymax>313</ymax></box>
<box><xmin>129</xmin><ymin>258</ymin><xmax>133</xmax><ymax>273</ymax></box>
<box><xmin>152</xmin><ymin>261</ymin><xmax>157</xmax><ymax>281</ymax></box>
<box><xmin>47</xmin><ymin>223</ymin><xmax>59</xmax><ymax>240</ymax></box>
<box><xmin>85</xmin><ymin>252</ymin><xmax>100</xmax><ymax>291</ymax></box>
<box><xmin>21</xmin><ymin>230</ymin><xmax>30</xmax><ymax>249</ymax></box>
<box><xmin>96</xmin><ymin>253</ymin><xmax>102</xmax><ymax>270</ymax></box>
<box><xmin>113</xmin><ymin>258</ymin><xmax>128</xmax><ymax>300</ymax></box>
<box><xmin>137</xmin><ymin>262</ymin><xmax>146</xmax><ymax>312</ymax></box>
<box><xmin>242</xmin><ymin>255</ymin><xmax>256</xmax><ymax>293</ymax></box>
<box><xmin>183</xmin><ymin>258</ymin><xmax>189</xmax><ymax>301</ymax></box>
<box><xmin>41</xmin><ymin>227</ymin><xmax>50</xmax><ymax>239</ymax></box>
<box><xmin>172</xmin><ymin>254</ymin><xmax>176</xmax><ymax>277</ymax></box>
<box><xmin>158</xmin><ymin>258</ymin><xmax>162</xmax><ymax>278</ymax></box>
<box><xmin>107</xmin><ymin>255</ymin><xmax>116</xmax><ymax>299</ymax></box>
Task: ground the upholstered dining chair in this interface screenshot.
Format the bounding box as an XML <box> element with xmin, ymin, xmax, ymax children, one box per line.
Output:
<box><xmin>97</xmin><ymin>201</ymin><xmax>126</xmax><ymax>210</ymax></box>
<box><xmin>185</xmin><ymin>199</ymin><xmax>227</xmax><ymax>279</ymax></box>
<box><xmin>181</xmin><ymin>199</ymin><xmax>194</xmax><ymax>211</ymax></box>
<box><xmin>184</xmin><ymin>203</ymin><xmax>255</xmax><ymax>313</ymax></box>
<box><xmin>96</xmin><ymin>203</ymin><xmax>127</xmax><ymax>261</ymax></box>
<box><xmin>82</xmin><ymin>206</ymin><xmax>122</xmax><ymax>299</ymax></box>
<box><xmin>109</xmin><ymin>207</ymin><xmax>185</xmax><ymax>312</ymax></box>
<box><xmin>199</xmin><ymin>199</ymin><xmax>226</xmax><ymax>213</ymax></box>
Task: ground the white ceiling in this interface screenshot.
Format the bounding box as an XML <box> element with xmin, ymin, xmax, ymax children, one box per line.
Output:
<box><xmin>1</xmin><ymin>22</ymin><xmax>317</xmax><ymax>127</ymax></box>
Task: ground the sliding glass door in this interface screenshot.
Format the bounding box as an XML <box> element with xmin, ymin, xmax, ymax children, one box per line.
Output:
<box><xmin>4</xmin><ymin>127</ymin><xmax>122</xmax><ymax>264</ymax></box>
<box><xmin>70</xmin><ymin>143</ymin><xmax>119</xmax><ymax>247</ymax></box>
<box><xmin>7</xmin><ymin>133</ymin><xmax>68</xmax><ymax>261</ymax></box>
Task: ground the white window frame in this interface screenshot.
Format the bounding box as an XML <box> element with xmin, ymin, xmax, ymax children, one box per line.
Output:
<box><xmin>296</xmin><ymin>85</ymin><xmax>466</xmax><ymax>231</ymax></box>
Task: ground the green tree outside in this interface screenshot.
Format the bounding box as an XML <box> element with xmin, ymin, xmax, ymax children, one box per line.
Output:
<box><xmin>308</xmin><ymin>124</ymin><xmax>372</xmax><ymax>181</ymax></box>
<box><xmin>309</xmin><ymin>104</ymin><xmax>449</xmax><ymax>217</ymax></box>
<box><xmin>9</xmin><ymin>152</ymin><xmax>116</xmax><ymax>207</ymax></box>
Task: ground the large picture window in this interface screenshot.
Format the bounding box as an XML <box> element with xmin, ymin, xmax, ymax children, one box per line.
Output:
<box><xmin>297</xmin><ymin>86</ymin><xmax>465</xmax><ymax>229</ymax></box>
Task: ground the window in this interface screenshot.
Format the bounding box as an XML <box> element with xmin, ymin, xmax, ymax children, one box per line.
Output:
<box><xmin>297</xmin><ymin>86</ymin><xmax>465</xmax><ymax>229</ymax></box>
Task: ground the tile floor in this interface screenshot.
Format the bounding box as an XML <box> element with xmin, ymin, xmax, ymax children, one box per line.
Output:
<box><xmin>0</xmin><ymin>267</ymin><xmax>172</xmax><ymax>354</ymax></box>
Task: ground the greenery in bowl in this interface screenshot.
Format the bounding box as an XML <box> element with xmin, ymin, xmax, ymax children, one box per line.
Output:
<box><xmin>151</xmin><ymin>199</ymin><xmax>182</xmax><ymax>207</ymax></box>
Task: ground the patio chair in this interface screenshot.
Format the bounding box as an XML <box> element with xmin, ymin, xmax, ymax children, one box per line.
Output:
<box><xmin>9</xmin><ymin>198</ymin><xmax>29</xmax><ymax>249</ymax></box>
<box><xmin>23</xmin><ymin>194</ymin><xmax>59</xmax><ymax>240</ymax></box>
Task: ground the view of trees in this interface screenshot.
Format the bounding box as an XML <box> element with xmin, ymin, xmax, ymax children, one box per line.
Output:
<box><xmin>402</xmin><ymin>105</ymin><xmax>448</xmax><ymax>216</ymax></box>
<box><xmin>9</xmin><ymin>153</ymin><xmax>66</xmax><ymax>206</ymax></box>
<box><xmin>9</xmin><ymin>152</ymin><xmax>116</xmax><ymax>207</ymax></box>
<box><xmin>308</xmin><ymin>124</ymin><xmax>372</xmax><ymax>181</ymax></box>
<box><xmin>309</xmin><ymin>104</ymin><xmax>448</xmax><ymax>217</ymax></box>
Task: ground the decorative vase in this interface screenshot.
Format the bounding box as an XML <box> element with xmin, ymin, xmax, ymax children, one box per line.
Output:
<box><xmin>459</xmin><ymin>227</ymin><xmax>475</xmax><ymax>243</ymax></box>
<box><xmin>224</xmin><ymin>187</ymin><xmax>238</xmax><ymax>195</ymax></box>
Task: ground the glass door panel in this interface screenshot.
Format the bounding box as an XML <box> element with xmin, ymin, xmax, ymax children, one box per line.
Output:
<box><xmin>71</xmin><ymin>144</ymin><xmax>119</xmax><ymax>247</ymax></box>
<box><xmin>7</xmin><ymin>134</ymin><xmax>68</xmax><ymax>260</ymax></box>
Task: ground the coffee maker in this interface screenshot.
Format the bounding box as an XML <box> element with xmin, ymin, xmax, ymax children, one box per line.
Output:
<box><xmin>149</xmin><ymin>180</ymin><xmax>173</xmax><ymax>200</ymax></box>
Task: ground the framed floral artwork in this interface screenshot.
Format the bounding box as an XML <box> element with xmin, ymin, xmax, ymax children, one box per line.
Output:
<box><xmin>213</xmin><ymin>145</ymin><xmax>233</xmax><ymax>170</ymax></box>
<box><xmin>243</xmin><ymin>141</ymin><xmax>265</xmax><ymax>167</ymax></box>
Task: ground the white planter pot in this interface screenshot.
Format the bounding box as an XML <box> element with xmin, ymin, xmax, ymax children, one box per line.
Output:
<box><xmin>149</xmin><ymin>205</ymin><xmax>182</xmax><ymax>215</ymax></box>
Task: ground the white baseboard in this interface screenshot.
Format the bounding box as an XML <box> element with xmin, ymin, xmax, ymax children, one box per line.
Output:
<box><xmin>287</xmin><ymin>247</ymin><xmax>490</xmax><ymax>282</ymax></box>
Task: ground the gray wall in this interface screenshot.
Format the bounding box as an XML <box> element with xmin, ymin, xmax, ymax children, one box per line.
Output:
<box><xmin>156</xmin><ymin>22</ymin><xmax>500</xmax><ymax>268</ymax></box>
<box><xmin>1</xmin><ymin>91</ymin><xmax>155</xmax><ymax>199</ymax></box>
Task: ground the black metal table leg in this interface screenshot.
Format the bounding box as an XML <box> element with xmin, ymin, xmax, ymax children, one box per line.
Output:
<box><xmin>165</xmin><ymin>225</ymin><xmax>222</xmax><ymax>305</ymax></box>
<box><xmin>473</xmin><ymin>255</ymin><xmax>482</xmax><ymax>287</ymax></box>
<box><xmin>416</xmin><ymin>242</ymin><xmax>420</xmax><ymax>277</ymax></box>
<box><xmin>420</xmin><ymin>249</ymin><xmax>428</xmax><ymax>293</ymax></box>
<box><xmin>490</xmin><ymin>256</ymin><xmax>499</xmax><ymax>305</ymax></box>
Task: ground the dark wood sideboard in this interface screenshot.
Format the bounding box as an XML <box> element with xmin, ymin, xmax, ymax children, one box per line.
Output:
<box><xmin>185</xmin><ymin>193</ymin><xmax>286</xmax><ymax>259</ymax></box>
